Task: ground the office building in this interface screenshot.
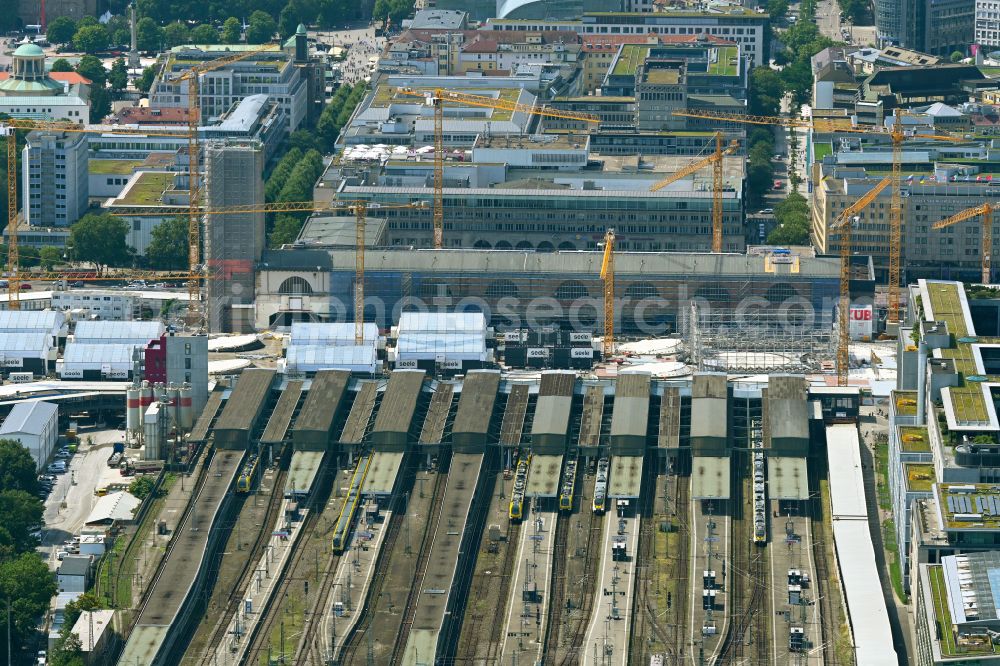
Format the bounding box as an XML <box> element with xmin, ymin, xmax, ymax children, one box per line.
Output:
<box><xmin>22</xmin><ymin>130</ymin><xmax>89</xmax><ymax>228</ymax></box>
<box><xmin>203</xmin><ymin>140</ymin><xmax>265</xmax><ymax>333</ymax></box>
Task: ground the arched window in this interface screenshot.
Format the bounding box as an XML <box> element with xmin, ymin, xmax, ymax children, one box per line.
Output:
<box><xmin>278</xmin><ymin>276</ymin><xmax>313</xmax><ymax>295</ymax></box>
<box><xmin>556</xmin><ymin>280</ymin><xmax>589</xmax><ymax>300</ymax></box>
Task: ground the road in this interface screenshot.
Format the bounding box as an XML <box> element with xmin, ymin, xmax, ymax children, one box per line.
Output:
<box><xmin>38</xmin><ymin>428</ymin><xmax>127</xmax><ymax>569</ymax></box>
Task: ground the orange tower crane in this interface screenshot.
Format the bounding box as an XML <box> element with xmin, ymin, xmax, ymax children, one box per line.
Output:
<box><xmin>162</xmin><ymin>43</ymin><xmax>277</xmax><ymax>323</ymax></box>
<box><xmin>599</xmin><ymin>229</ymin><xmax>615</xmax><ymax>357</ymax></box>
<box><xmin>932</xmin><ymin>204</ymin><xmax>995</xmax><ymax>285</ymax></box>
<box><xmin>672</xmin><ymin>108</ymin><xmax>962</xmax><ymax>325</ymax></box>
<box><xmin>397</xmin><ymin>88</ymin><xmax>600</xmax><ymax>248</ymax></box>
<box><xmin>2</xmin><ymin>119</ymin><xmax>189</xmax><ymax>308</ymax></box>
<box><xmin>649</xmin><ymin>132</ymin><xmax>739</xmax><ymax>252</ymax></box>
<box><xmin>829</xmin><ymin>177</ymin><xmax>892</xmax><ymax>386</ymax></box>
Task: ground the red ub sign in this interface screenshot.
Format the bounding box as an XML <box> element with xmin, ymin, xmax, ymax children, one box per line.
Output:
<box><xmin>848</xmin><ymin>305</ymin><xmax>874</xmax><ymax>341</ymax></box>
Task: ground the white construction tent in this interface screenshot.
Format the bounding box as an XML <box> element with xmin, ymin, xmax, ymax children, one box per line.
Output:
<box><xmin>394</xmin><ymin>312</ymin><xmax>489</xmax><ymax>368</ymax></box>
<box><xmin>59</xmin><ymin>343</ymin><xmax>138</xmax><ymax>380</ymax></box>
<box><xmin>0</xmin><ymin>331</ymin><xmax>54</xmax><ymax>375</ymax></box>
<box><xmin>290</xmin><ymin>322</ymin><xmax>381</xmax><ymax>347</ymax></box>
<box><xmin>0</xmin><ymin>310</ymin><xmax>67</xmax><ymax>341</ymax></box>
<box><xmin>284</xmin><ymin>344</ymin><xmax>379</xmax><ymax>374</ymax></box>
<box><xmin>73</xmin><ymin>320</ymin><xmax>164</xmax><ymax>345</ymax></box>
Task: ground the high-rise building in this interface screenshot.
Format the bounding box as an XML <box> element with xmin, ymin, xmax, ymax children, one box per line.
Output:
<box><xmin>877</xmin><ymin>0</ymin><xmax>973</xmax><ymax>54</ymax></box>
<box><xmin>203</xmin><ymin>140</ymin><xmax>265</xmax><ymax>333</ymax></box>
<box><xmin>22</xmin><ymin>130</ymin><xmax>88</xmax><ymax>227</ymax></box>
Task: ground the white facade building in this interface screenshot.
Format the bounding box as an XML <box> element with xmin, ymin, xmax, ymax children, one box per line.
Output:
<box><xmin>23</xmin><ymin>130</ymin><xmax>89</xmax><ymax>227</ymax></box>
<box><xmin>73</xmin><ymin>320</ymin><xmax>164</xmax><ymax>345</ymax></box>
<box><xmin>52</xmin><ymin>291</ymin><xmax>138</xmax><ymax>321</ymax></box>
<box><xmin>59</xmin><ymin>343</ymin><xmax>138</xmax><ymax>380</ymax></box>
<box><xmin>0</xmin><ymin>400</ymin><xmax>58</xmax><ymax>471</ymax></box>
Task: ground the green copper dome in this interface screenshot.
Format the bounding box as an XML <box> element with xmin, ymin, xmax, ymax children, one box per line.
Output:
<box><xmin>296</xmin><ymin>24</ymin><xmax>307</xmax><ymax>35</ymax></box>
<box><xmin>12</xmin><ymin>42</ymin><xmax>44</xmax><ymax>57</ymax></box>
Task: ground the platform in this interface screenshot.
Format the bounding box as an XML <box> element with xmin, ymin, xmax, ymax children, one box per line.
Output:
<box><xmin>339</xmin><ymin>380</ymin><xmax>378</xmax><ymax>446</ymax></box>
<box><xmin>526</xmin><ymin>454</ymin><xmax>562</xmax><ymax>497</ymax></box>
<box><xmin>403</xmin><ymin>453</ymin><xmax>484</xmax><ymax>664</ymax></box>
<box><xmin>188</xmin><ymin>389</ymin><xmax>224</xmax><ymax>444</ymax></box>
<box><xmin>499</xmin><ymin>510</ymin><xmax>557</xmax><ymax>666</ymax></box>
<box><xmin>261</xmin><ymin>380</ymin><xmax>303</xmax><ymax>445</ymax></box>
<box><xmin>608</xmin><ymin>455</ymin><xmax>643</xmax><ymax>499</ymax></box>
<box><xmin>500</xmin><ymin>384</ymin><xmax>530</xmax><ymax>447</ymax></box>
<box><xmin>768</xmin><ymin>456</ymin><xmax>809</xmax><ymax>501</ymax></box>
<box><xmin>418</xmin><ymin>382</ymin><xmax>454</xmax><ymax>446</ymax></box>
<box><xmin>361</xmin><ymin>451</ymin><xmax>404</xmax><ymax>495</ymax></box>
<box><xmin>578</xmin><ymin>384</ymin><xmax>605</xmax><ymax>455</ymax></box>
<box><xmin>581</xmin><ymin>512</ymin><xmax>641</xmax><ymax>666</ymax></box>
<box><xmin>692</xmin><ymin>455</ymin><xmax>731</xmax><ymax>499</ymax></box>
<box><xmin>284</xmin><ymin>450</ymin><xmax>324</xmax><ymax>499</ymax></box>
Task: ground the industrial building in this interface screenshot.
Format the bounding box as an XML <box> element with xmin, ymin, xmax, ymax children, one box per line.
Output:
<box><xmin>0</xmin><ymin>331</ymin><xmax>56</xmax><ymax>376</ymax></box>
<box><xmin>0</xmin><ymin>401</ymin><xmax>58</xmax><ymax>471</ymax></box>
<box><xmin>59</xmin><ymin>344</ymin><xmax>138</xmax><ymax>380</ymax></box>
<box><xmin>23</xmin><ymin>130</ymin><xmax>89</xmax><ymax>228</ymax></box>
<box><xmin>203</xmin><ymin>140</ymin><xmax>266</xmax><ymax>333</ymax></box>
<box><xmin>142</xmin><ymin>334</ymin><xmax>209</xmax><ymax>416</ymax></box>
<box><xmin>0</xmin><ymin>310</ymin><xmax>67</xmax><ymax>346</ymax></box>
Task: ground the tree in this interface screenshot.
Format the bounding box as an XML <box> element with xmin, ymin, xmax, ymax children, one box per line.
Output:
<box><xmin>39</xmin><ymin>246</ymin><xmax>62</xmax><ymax>270</ymax></box>
<box><xmin>75</xmin><ymin>55</ymin><xmax>107</xmax><ymax>88</ymax></box>
<box><xmin>0</xmin><ymin>440</ymin><xmax>39</xmax><ymax>495</ymax></box>
<box><xmin>89</xmin><ymin>88</ymin><xmax>112</xmax><ymax>123</ymax></box>
<box><xmin>246</xmin><ymin>10</ymin><xmax>277</xmax><ymax>44</ymax></box>
<box><xmin>47</xmin><ymin>16</ymin><xmax>78</xmax><ymax>44</ymax></box>
<box><xmin>287</xmin><ymin>129</ymin><xmax>319</xmax><ymax>153</ymax></box>
<box><xmin>109</xmin><ymin>58</ymin><xmax>129</xmax><ymax>93</ymax></box>
<box><xmin>279</xmin><ymin>5</ymin><xmax>299</xmax><ymax>39</ymax></box>
<box><xmin>766</xmin><ymin>0</ymin><xmax>789</xmax><ymax>20</ymax></box>
<box><xmin>951</xmin><ymin>50</ymin><xmax>965</xmax><ymax>62</ymax></box>
<box><xmin>264</xmin><ymin>147</ymin><xmax>302</xmax><ymax>202</ymax></box>
<box><xmin>191</xmin><ymin>23</ymin><xmax>220</xmax><ymax>44</ymax></box>
<box><xmin>0</xmin><ymin>490</ymin><xmax>44</xmax><ymax>557</ymax></box>
<box><xmin>145</xmin><ymin>217</ymin><xmax>188</xmax><ymax>269</ymax></box>
<box><xmin>128</xmin><ymin>475</ymin><xmax>157</xmax><ymax>500</ymax></box>
<box><xmin>749</xmin><ymin>67</ymin><xmax>785</xmax><ymax>116</ymax></box>
<box><xmin>269</xmin><ymin>214</ymin><xmax>303</xmax><ymax>247</ymax></box>
<box><xmin>136</xmin><ymin>17</ymin><xmax>163</xmax><ymax>52</ymax></box>
<box><xmin>163</xmin><ymin>21</ymin><xmax>191</xmax><ymax>47</ymax></box>
<box><xmin>72</xmin><ymin>24</ymin><xmax>110</xmax><ymax>53</ymax></box>
<box><xmin>70</xmin><ymin>213</ymin><xmax>132</xmax><ymax>269</ymax></box>
<box><xmin>50</xmin><ymin>58</ymin><xmax>74</xmax><ymax>73</ymax></box>
<box><xmin>136</xmin><ymin>66</ymin><xmax>157</xmax><ymax>93</ymax></box>
<box><xmin>222</xmin><ymin>17</ymin><xmax>243</xmax><ymax>44</ymax></box>
<box><xmin>0</xmin><ymin>552</ymin><xmax>57</xmax><ymax>659</ymax></box>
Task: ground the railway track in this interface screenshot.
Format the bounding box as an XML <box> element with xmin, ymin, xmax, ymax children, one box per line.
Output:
<box><xmin>335</xmin><ymin>507</ymin><xmax>405</xmax><ymax>664</ymax></box>
<box><xmin>810</xmin><ymin>462</ymin><xmax>840</xmax><ymax>666</ymax></box>
<box><xmin>198</xmin><ymin>467</ymin><xmax>289</xmax><ymax>663</ymax></box>
<box><xmin>541</xmin><ymin>514</ymin><xmax>569</xmax><ymax>661</ymax></box>
<box><xmin>671</xmin><ymin>477</ymin><xmax>691</xmax><ymax>662</ymax></box>
<box><xmin>388</xmin><ymin>466</ymin><xmax>449</xmax><ymax>663</ymax></box>
<box><xmin>295</xmin><ymin>512</ymin><xmax>350</xmax><ymax>665</ymax></box>
<box><xmin>555</xmin><ymin>509</ymin><xmax>603</xmax><ymax>666</ymax></box>
<box><xmin>717</xmin><ymin>464</ymin><xmax>769</xmax><ymax>665</ymax></box>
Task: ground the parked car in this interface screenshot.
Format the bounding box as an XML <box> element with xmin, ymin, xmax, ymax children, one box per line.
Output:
<box><xmin>760</xmin><ymin>208</ymin><xmax>774</xmax><ymax>215</ymax></box>
<box><xmin>20</xmin><ymin>283</ymin><xmax>31</xmax><ymax>290</ymax></box>
<box><xmin>70</xmin><ymin>281</ymin><xmax>84</xmax><ymax>288</ymax></box>
<box><xmin>55</xmin><ymin>550</ymin><xmax>68</xmax><ymax>561</ymax></box>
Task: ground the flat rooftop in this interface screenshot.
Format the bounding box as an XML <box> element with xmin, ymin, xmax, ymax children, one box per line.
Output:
<box><xmin>936</xmin><ymin>483</ymin><xmax>1000</xmax><ymax>530</ymax></box>
<box><xmin>115</xmin><ymin>172</ymin><xmax>175</xmax><ymax>206</ymax></box>
<box><xmin>898</xmin><ymin>425</ymin><xmax>931</xmax><ymax>453</ymax></box>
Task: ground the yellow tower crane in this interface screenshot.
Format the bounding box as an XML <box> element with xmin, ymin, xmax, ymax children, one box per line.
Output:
<box><xmin>672</xmin><ymin>108</ymin><xmax>963</xmax><ymax>325</ymax></box>
<box><xmin>649</xmin><ymin>132</ymin><xmax>739</xmax><ymax>253</ymax></box>
<box><xmin>599</xmin><ymin>229</ymin><xmax>615</xmax><ymax>358</ymax></box>
<box><xmin>117</xmin><ymin>199</ymin><xmax>426</xmax><ymax>343</ymax></box>
<box><xmin>2</xmin><ymin>119</ymin><xmax>190</xmax><ymax>308</ymax></box>
<box><xmin>829</xmin><ymin>177</ymin><xmax>892</xmax><ymax>386</ymax></box>
<box><xmin>932</xmin><ymin>204</ymin><xmax>995</xmax><ymax>285</ymax></box>
<box><xmin>397</xmin><ymin>87</ymin><xmax>600</xmax><ymax>248</ymax></box>
<box><xmin>163</xmin><ymin>43</ymin><xmax>278</xmax><ymax>323</ymax></box>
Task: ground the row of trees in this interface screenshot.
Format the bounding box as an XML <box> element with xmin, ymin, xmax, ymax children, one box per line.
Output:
<box><xmin>122</xmin><ymin>0</ymin><xmax>365</xmax><ymax>30</ymax></box>
<box><xmin>766</xmin><ymin>191</ymin><xmax>811</xmax><ymax>244</ymax></box>
<box><xmin>373</xmin><ymin>0</ymin><xmax>418</xmax><ymax>25</ymax></box>
<box><xmin>0</xmin><ymin>441</ymin><xmax>59</xmax><ymax>662</ymax></box>
<box><xmin>316</xmin><ymin>83</ymin><xmax>366</xmax><ymax>152</ymax></box>
<box><xmin>746</xmin><ymin>127</ymin><xmax>779</xmax><ymax>209</ymax></box>
<box><xmin>266</xmin><ymin>148</ymin><xmax>325</xmax><ymax>247</ymax></box>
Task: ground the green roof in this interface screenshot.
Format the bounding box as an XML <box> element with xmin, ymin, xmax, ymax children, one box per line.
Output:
<box><xmin>612</xmin><ymin>45</ymin><xmax>652</xmax><ymax>77</ymax></box>
<box><xmin>893</xmin><ymin>390</ymin><xmax>917</xmax><ymax>416</ymax></box>
<box><xmin>708</xmin><ymin>46</ymin><xmax>738</xmax><ymax>76</ymax></box>
<box><xmin>89</xmin><ymin>160</ymin><xmax>144</xmax><ymax>175</ymax></box>
<box><xmin>905</xmin><ymin>463</ymin><xmax>934</xmax><ymax>492</ymax></box>
<box><xmin>898</xmin><ymin>426</ymin><xmax>930</xmax><ymax>452</ymax></box>
<box><xmin>118</xmin><ymin>172</ymin><xmax>175</xmax><ymax>206</ymax></box>
<box><xmin>937</xmin><ymin>483</ymin><xmax>1000</xmax><ymax>530</ymax></box>
<box><xmin>814</xmin><ymin>142</ymin><xmax>833</xmax><ymax>160</ymax></box>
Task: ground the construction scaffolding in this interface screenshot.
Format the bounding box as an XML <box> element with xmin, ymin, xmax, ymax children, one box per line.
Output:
<box><xmin>686</xmin><ymin>299</ymin><xmax>837</xmax><ymax>374</ymax></box>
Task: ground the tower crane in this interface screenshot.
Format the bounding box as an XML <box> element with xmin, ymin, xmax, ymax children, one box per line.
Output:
<box><xmin>162</xmin><ymin>43</ymin><xmax>278</xmax><ymax>323</ymax></box>
<box><xmin>672</xmin><ymin>108</ymin><xmax>963</xmax><ymax>325</ymax></box>
<box><xmin>2</xmin><ymin>119</ymin><xmax>188</xmax><ymax>308</ymax></box>
<box><xmin>649</xmin><ymin>132</ymin><xmax>739</xmax><ymax>253</ymax></box>
<box><xmin>829</xmin><ymin>177</ymin><xmax>892</xmax><ymax>386</ymax></box>
<box><xmin>599</xmin><ymin>229</ymin><xmax>615</xmax><ymax>358</ymax></box>
<box><xmin>932</xmin><ymin>203</ymin><xmax>995</xmax><ymax>284</ymax></box>
<box><xmin>397</xmin><ymin>87</ymin><xmax>600</xmax><ymax>248</ymax></box>
<box><xmin>116</xmin><ymin>199</ymin><xmax>426</xmax><ymax>343</ymax></box>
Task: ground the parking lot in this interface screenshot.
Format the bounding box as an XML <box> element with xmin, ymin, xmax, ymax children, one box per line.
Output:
<box><xmin>37</xmin><ymin>428</ymin><xmax>131</xmax><ymax>569</ymax></box>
